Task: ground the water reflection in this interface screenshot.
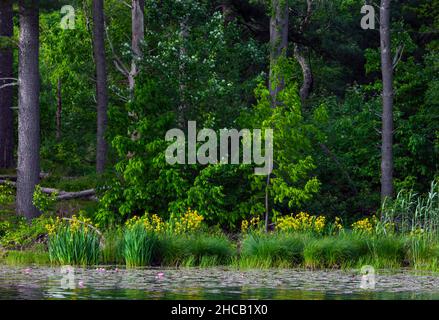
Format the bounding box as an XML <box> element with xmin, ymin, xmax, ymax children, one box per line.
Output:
<box><xmin>0</xmin><ymin>266</ymin><xmax>438</xmax><ymax>300</ymax></box>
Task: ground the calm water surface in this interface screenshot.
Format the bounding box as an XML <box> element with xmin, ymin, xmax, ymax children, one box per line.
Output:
<box><xmin>0</xmin><ymin>266</ymin><xmax>438</xmax><ymax>300</ymax></box>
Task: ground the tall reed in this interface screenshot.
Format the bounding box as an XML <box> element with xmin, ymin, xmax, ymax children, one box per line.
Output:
<box><xmin>381</xmin><ymin>180</ymin><xmax>439</xmax><ymax>238</ymax></box>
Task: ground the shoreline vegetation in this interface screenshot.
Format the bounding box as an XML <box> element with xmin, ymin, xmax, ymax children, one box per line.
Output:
<box><xmin>1</xmin><ymin>180</ymin><xmax>438</xmax><ymax>272</ymax></box>
<box><xmin>1</xmin><ymin>231</ymin><xmax>439</xmax><ymax>272</ymax></box>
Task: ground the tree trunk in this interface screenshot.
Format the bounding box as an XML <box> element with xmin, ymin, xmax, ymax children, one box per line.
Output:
<box><xmin>92</xmin><ymin>0</ymin><xmax>109</xmax><ymax>174</ymax></box>
<box><xmin>56</xmin><ymin>78</ymin><xmax>62</xmax><ymax>141</ymax></box>
<box><xmin>380</xmin><ymin>0</ymin><xmax>394</xmax><ymax>200</ymax></box>
<box><xmin>178</xmin><ymin>17</ymin><xmax>189</xmax><ymax>130</ymax></box>
<box><xmin>294</xmin><ymin>43</ymin><xmax>313</xmax><ymax>102</ymax></box>
<box><xmin>0</xmin><ymin>0</ymin><xmax>15</xmax><ymax>169</ymax></box>
<box><xmin>17</xmin><ymin>0</ymin><xmax>41</xmax><ymax>219</ymax></box>
<box><xmin>129</xmin><ymin>0</ymin><xmax>144</xmax><ymax>95</ymax></box>
<box><xmin>293</xmin><ymin>0</ymin><xmax>314</xmax><ymax>103</ymax></box>
<box><xmin>269</xmin><ymin>0</ymin><xmax>289</xmax><ymax>107</ymax></box>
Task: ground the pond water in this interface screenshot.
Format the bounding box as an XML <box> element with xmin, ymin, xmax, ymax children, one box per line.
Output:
<box><xmin>0</xmin><ymin>266</ymin><xmax>438</xmax><ymax>300</ymax></box>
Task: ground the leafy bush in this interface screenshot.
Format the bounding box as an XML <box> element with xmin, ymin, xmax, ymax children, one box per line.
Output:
<box><xmin>0</xmin><ymin>215</ymin><xmax>52</xmax><ymax>249</ymax></box>
<box><xmin>0</xmin><ymin>182</ymin><xmax>15</xmax><ymax>205</ymax></box>
<box><xmin>32</xmin><ymin>185</ymin><xmax>57</xmax><ymax>215</ymax></box>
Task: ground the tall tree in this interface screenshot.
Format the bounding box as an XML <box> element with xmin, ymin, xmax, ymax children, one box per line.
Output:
<box><xmin>269</xmin><ymin>0</ymin><xmax>289</xmax><ymax>107</ymax></box>
<box><xmin>0</xmin><ymin>0</ymin><xmax>15</xmax><ymax>169</ymax></box>
<box><xmin>380</xmin><ymin>0</ymin><xmax>394</xmax><ymax>199</ymax></box>
<box><xmin>265</xmin><ymin>0</ymin><xmax>289</xmax><ymax>231</ymax></box>
<box><xmin>129</xmin><ymin>0</ymin><xmax>144</xmax><ymax>95</ymax></box>
<box><xmin>16</xmin><ymin>0</ymin><xmax>41</xmax><ymax>219</ymax></box>
<box><xmin>93</xmin><ymin>0</ymin><xmax>109</xmax><ymax>174</ymax></box>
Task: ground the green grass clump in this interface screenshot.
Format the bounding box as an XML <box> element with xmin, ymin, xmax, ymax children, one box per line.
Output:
<box><xmin>362</xmin><ymin>236</ymin><xmax>406</xmax><ymax>268</ymax></box>
<box><xmin>239</xmin><ymin>232</ymin><xmax>305</xmax><ymax>268</ymax></box>
<box><xmin>1</xmin><ymin>244</ymin><xmax>50</xmax><ymax>265</ymax></box>
<box><xmin>124</xmin><ymin>223</ymin><xmax>157</xmax><ymax>267</ymax></box>
<box><xmin>303</xmin><ymin>235</ymin><xmax>369</xmax><ymax>269</ymax></box>
<box><xmin>48</xmin><ymin>224</ymin><xmax>101</xmax><ymax>265</ymax></box>
<box><xmin>101</xmin><ymin>228</ymin><xmax>125</xmax><ymax>265</ymax></box>
<box><xmin>301</xmin><ymin>233</ymin><xmax>410</xmax><ymax>269</ymax></box>
<box><xmin>155</xmin><ymin>233</ymin><xmax>234</xmax><ymax>267</ymax></box>
<box><xmin>3</xmin><ymin>250</ymin><xmax>50</xmax><ymax>265</ymax></box>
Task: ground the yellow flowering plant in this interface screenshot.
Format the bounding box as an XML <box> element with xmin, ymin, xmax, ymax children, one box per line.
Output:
<box><xmin>333</xmin><ymin>217</ymin><xmax>344</xmax><ymax>233</ymax></box>
<box><xmin>46</xmin><ymin>214</ymin><xmax>101</xmax><ymax>265</ymax></box>
<box><xmin>125</xmin><ymin>213</ymin><xmax>167</xmax><ymax>233</ymax></box>
<box><xmin>276</xmin><ymin>212</ymin><xmax>327</xmax><ymax>234</ymax></box>
<box><xmin>45</xmin><ymin>217</ymin><xmax>60</xmax><ymax>236</ymax></box>
<box><xmin>124</xmin><ymin>209</ymin><xmax>204</xmax><ymax>235</ymax></box>
<box><xmin>241</xmin><ymin>216</ymin><xmax>261</xmax><ymax>233</ymax></box>
<box><xmin>45</xmin><ymin>214</ymin><xmax>97</xmax><ymax>235</ymax></box>
<box><xmin>351</xmin><ymin>216</ymin><xmax>378</xmax><ymax>235</ymax></box>
<box><xmin>409</xmin><ymin>227</ymin><xmax>425</xmax><ymax>237</ymax></box>
<box><xmin>172</xmin><ymin>208</ymin><xmax>205</xmax><ymax>234</ymax></box>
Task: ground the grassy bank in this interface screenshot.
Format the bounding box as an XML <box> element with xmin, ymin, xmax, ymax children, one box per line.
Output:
<box><xmin>2</xmin><ymin>231</ymin><xmax>438</xmax><ymax>272</ymax></box>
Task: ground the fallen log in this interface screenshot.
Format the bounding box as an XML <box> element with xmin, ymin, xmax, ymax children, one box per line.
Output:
<box><xmin>56</xmin><ymin>189</ymin><xmax>96</xmax><ymax>201</ymax></box>
<box><xmin>0</xmin><ymin>179</ymin><xmax>96</xmax><ymax>201</ymax></box>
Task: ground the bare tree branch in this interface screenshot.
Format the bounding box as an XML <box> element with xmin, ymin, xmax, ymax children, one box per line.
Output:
<box><xmin>0</xmin><ymin>82</ymin><xmax>17</xmax><ymax>90</ymax></box>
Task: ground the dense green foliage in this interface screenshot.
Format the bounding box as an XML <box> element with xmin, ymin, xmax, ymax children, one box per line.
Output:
<box><xmin>19</xmin><ymin>1</ymin><xmax>432</xmax><ymax>226</ymax></box>
<box><xmin>0</xmin><ymin>1</ymin><xmax>437</xmax><ymax>270</ymax></box>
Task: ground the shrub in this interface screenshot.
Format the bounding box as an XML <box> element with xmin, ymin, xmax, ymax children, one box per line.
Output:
<box><xmin>1</xmin><ymin>215</ymin><xmax>52</xmax><ymax>249</ymax></box>
<box><xmin>33</xmin><ymin>185</ymin><xmax>57</xmax><ymax>215</ymax></box>
<box><xmin>0</xmin><ymin>182</ymin><xmax>15</xmax><ymax>205</ymax></box>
